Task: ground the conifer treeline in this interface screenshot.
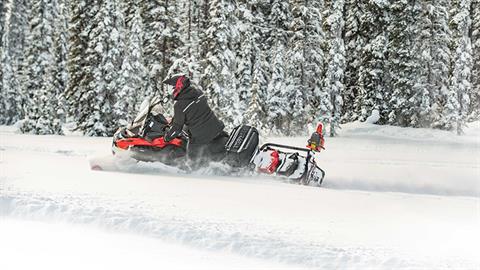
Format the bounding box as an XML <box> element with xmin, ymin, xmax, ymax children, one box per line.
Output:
<box><xmin>1</xmin><ymin>0</ymin><xmax>479</xmax><ymax>136</ymax></box>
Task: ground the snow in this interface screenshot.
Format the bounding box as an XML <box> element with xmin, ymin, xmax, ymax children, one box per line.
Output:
<box><xmin>365</xmin><ymin>109</ymin><xmax>380</xmax><ymax>124</ymax></box>
<box><xmin>0</xmin><ymin>219</ymin><xmax>296</xmax><ymax>270</ymax></box>
<box><xmin>1</xmin><ymin>122</ymin><xmax>479</xmax><ymax>269</ymax></box>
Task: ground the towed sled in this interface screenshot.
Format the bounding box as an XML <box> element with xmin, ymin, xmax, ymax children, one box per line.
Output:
<box><xmin>105</xmin><ymin>97</ymin><xmax>325</xmax><ymax>186</ymax></box>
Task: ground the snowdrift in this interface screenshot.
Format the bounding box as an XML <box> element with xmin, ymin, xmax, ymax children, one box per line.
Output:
<box><xmin>1</xmin><ymin>122</ymin><xmax>479</xmax><ymax>269</ymax></box>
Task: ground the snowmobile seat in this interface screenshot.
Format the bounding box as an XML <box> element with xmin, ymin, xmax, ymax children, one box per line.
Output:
<box><xmin>142</xmin><ymin>114</ymin><xmax>170</xmax><ymax>141</ymax></box>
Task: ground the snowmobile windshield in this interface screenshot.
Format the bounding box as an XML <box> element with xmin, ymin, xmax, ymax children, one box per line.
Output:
<box><xmin>149</xmin><ymin>96</ymin><xmax>164</xmax><ymax>117</ymax></box>
<box><xmin>128</xmin><ymin>96</ymin><xmax>165</xmax><ymax>133</ymax></box>
<box><xmin>128</xmin><ymin>97</ymin><xmax>151</xmax><ymax>132</ymax></box>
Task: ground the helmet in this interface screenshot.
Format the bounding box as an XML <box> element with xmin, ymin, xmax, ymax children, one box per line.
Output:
<box><xmin>162</xmin><ymin>74</ymin><xmax>190</xmax><ymax>99</ymax></box>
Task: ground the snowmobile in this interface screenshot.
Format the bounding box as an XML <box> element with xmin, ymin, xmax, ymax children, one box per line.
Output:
<box><xmin>112</xmin><ymin>96</ymin><xmax>187</xmax><ymax>166</ymax></box>
<box><xmin>110</xmin><ymin>97</ymin><xmax>326</xmax><ymax>186</ymax></box>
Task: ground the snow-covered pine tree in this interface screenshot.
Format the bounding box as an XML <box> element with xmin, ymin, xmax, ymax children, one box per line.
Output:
<box><xmin>197</xmin><ymin>0</ymin><xmax>210</xmax><ymax>84</ymax></box>
<box><xmin>203</xmin><ymin>0</ymin><xmax>239</xmax><ymax>129</ymax></box>
<box><xmin>409</xmin><ymin>0</ymin><xmax>434</xmax><ymax>128</ymax></box>
<box><xmin>109</xmin><ymin>0</ymin><xmax>130</xmax><ymax>124</ymax></box>
<box><xmin>0</xmin><ymin>1</ymin><xmax>6</xmax><ymax>39</ymax></box>
<box><xmin>242</xmin><ymin>0</ymin><xmax>271</xmax><ymax>130</ymax></box>
<box><xmin>20</xmin><ymin>0</ymin><xmax>63</xmax><ymax>134</ymax></box>
<box><xmin>245</xmin><ymin>49</ymin><xmax>269</xmax><ymax>133</ymax></box>
<box><xmin>171</xmin><ymin>0</ymin><xmax>202</xmax><ymax>85</ymax></box>
<box><xmin>303</xmin><ymin>0</ymin><xmax>328</xmax><ymax>131</ymax></box>
<box><xmin>342</xmin><ymin>0</ymin><xmax>365</xmax><ymax>122</ymax></box>
<box><xmin>0</xmin><ymin>30</ymin><xmax>4</xmax><ymax>125</ymax></box>
<box><xmin>323</xmin><ymin>0</ymin><xmax>346</xmax><ymax>137</ymax></box>
<box><xmin>285</xmin><ymin>0</ymin><xmax>308</xmax><ymax>135</ymax></box>
<box><xmin>140</xmin><ymin>0</ymin><xmax>166</xmax><ymax>99</ymax></box>
<box><xmin>445</xmin><ymin>0</ymin><xmax>473</xmax><ymax>134</ymax></box>
<box><xmin>266</xmin><ymin>0</ymin><xmax>291</xmax><ymax>134</ymax></box>
<box><xmin>84</xmin><ymin>0</ymin><xmax>124</xmax><ymax>136</ymax></box>
<box><xmin>68</xmin><ymin>0</ymin><xmax>124</xmax><ymax>136</ymax></box>
<box><xmin>0</xmin><ymin>1</ymin><xmax>5</xmax><ymax>120</ymax></box>
<box><xmin>140</xmin><ymin>0</ymin><xmax>181</xmax><ymax>106</ymax></box>
<box><xmin>1</xmin><ymin>0</ymin><xmax>10</xmax><ymax>124</ymax></box>
<box><xmin>234</xmin><ymin>0</ymin><xmax>256</xmax><ymax>127</ymax></box>
<box><xmin>1</xmin><ymin>0</ymin><xmax>31</xmax><ymax>125</ymax></box>
<box><xmin>49</xmin><ymin>0</ymin><xmax>69</xmax><ymax>127</ymax></box>
<box><xmin>115</xmin><ymin>3</ymin><xmax>147</xmax><ymax>126</ymax></box>
<box><xmin>162</xmin><ymin>0</ymin><xmax>184</xmax><ymax>92</ymax></box>
<box><xmin>413</xmin><ymin>0</ymin><xmax>452</xmax><ymax>128</ymax></box>
<box><xmin>65</xmin><ymin>0</ymin><xmax>96</xmax><ymax>127</ymax></box>
<box><xmin>356</xmin><ymin>0</ymin><xmax>388</xmax><ymax>124</ymax></box>
<box><xmin>423</xmin><ymin>0</ymin><xmax>453</xmax><ymax>128</ymax></box>
<box><xmin>469</xmin><ymin>0</ymin><xmax>480</xmax><ymax>120</ymax></box>
<box><xmin>386</xmin><ymin>0</ymin><xmax>422</xmax><ymax>127</ymax></box>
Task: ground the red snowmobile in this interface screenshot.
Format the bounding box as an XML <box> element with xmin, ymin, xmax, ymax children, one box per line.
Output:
<box><xmin>112</xmin><ymin>97</ymin><xmax>326</xmax><ymax>186</ymax></box>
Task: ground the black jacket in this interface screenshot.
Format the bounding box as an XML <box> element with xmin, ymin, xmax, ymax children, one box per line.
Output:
<box><xmin>165</xmin><ymin>85</ymin><xmax>225</xmax><ymax>144</ymax></box>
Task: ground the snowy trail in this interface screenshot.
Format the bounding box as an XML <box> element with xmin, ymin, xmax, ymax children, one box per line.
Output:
<box><xmin>1</xmin><ymin>219</ymin><xmax>304</xmax><ymax>270</ymax></box>
<box><xmin>2</xmin><ymin>122</ymin><xmax>478</xmax><ymax>197</ymax></box>
<box><xmin>1</xmin><ymin>123</ymin><xmax>479</xmax><ymax>269</ymax></box>
<box><xmin>2</xmin><ymin>179</ymin><xmax>478</xmax><ymax>269</ymax></box>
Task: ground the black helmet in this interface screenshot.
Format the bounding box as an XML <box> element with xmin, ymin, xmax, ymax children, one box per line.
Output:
<box><xmin>162</xmin><ymin>73</ymin><xmax>190</xmax><ymax>99</ymax></box>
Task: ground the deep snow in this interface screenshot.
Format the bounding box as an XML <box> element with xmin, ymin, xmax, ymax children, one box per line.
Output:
<box><xmin>0</xmin><ymin>122</ymin><xmax>479</xmax><ymax>269</ymax></box>
<box><xmin>0</xmin><ymin>218</ymin><xmax>300</xmax><ymax>270</ymax></box>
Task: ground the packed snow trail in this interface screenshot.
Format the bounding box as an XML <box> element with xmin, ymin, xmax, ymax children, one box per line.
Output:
<box><xmin>1</xmin><ymin>123</ymin><xmax>479</xmax><ymax>269</ymax></box>
<box><xmin>2</xmin><ymin>122</ymin><xmax>478</xmax><ymax>197</ymax></box>
<box><xmin>0</xmin><ymin>218</ymin><xmax>303</xmax><ymax>270</ymax></box>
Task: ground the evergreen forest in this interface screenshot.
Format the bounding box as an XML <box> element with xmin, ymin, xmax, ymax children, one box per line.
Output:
<box><xmin>1</xmin><ymin>0</ymin><xmax>479</xmax><ymax>136</ymax></box>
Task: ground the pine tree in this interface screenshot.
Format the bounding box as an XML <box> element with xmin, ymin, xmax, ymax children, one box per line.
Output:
<box><xmin>140</xmin><ymin>0</ymin><xmax>166</xmax><ymax>98</ymax></box>
<box><xmin>342</xmin><ymin>0</ymin><xmax>365</xmax><ymax>122</ymax></box>
<box><xmin>115</xmin><ymin>4</ymin><xmax>147</xmax><ymax>126</ymax></box>
<box><xmin>0</xmin><ymin>1</ymin><xmax>6</xmax><ymax>120</ymax></box>
<box><xmin>1</xmin><ymin>0</ymin><xmax>31</xmax><ymax>125</ymax></box>
<box><xmin>425</xmin><ymin>0</ymin><xmax>453</xmax><ymax>128</ymax></box>
<box><xmin>163</xmin><ymin>0</ymin><xmax>184</xmax><ymax>94</ymax></box>
<box><xmin>323</xmin><ymin>0</ymin><xmax>346</xmax><ymax>136</ymax></box>
<box><xmin>67</xmin><ymin>0</ymin><xmax>125</xmax><ymax>136</ymax></box>
<box><xmin>412</xmin><ymin>0</ymin><xmax>452</xmax><ymax>128</ymax></box>
<box><xmin>304</xmin><ymin>0</ymin><xmax>327</xmax><ymax>130</ymax></box>
<box><xmin>387</xmin><ymin>0</ymin><xmax>422</xmax><ymax>127</ymax></box>
<box><xmin>444</xmin><ymin>0</ymin><xmax>473</xmax><ymax>134</ymax></box>
<box><xmin>170</xmin><ymin>0</ymin><xmax>202</xmax><ymax>84</ymax></box>
<box><xmin>49</xmin><ymin>0</ymin><xmax>69</xmax><ymax>127</ymax></box>
<box><xmin>285</xmin><ymin>0</ymin><xmax>309</xmax><ymax>135</ymax></box>
<box><xmin>233</xmin><ymin>0</ymin><xmax>257</xmax><ymax>127</ymax></box>
<box><xmin>243</xmin><ymin>0</ymin><xmax>270</xmax><ymax>131</ymax></box>
<box><xmin>85</xmin><ymin>0</ymin><xmax>124</xmax><ymax>136</ymax></box>
<box><xmin>0</xmin><ymin>1</ymin><xmax>6</xmax><ymax>39</ymax></box>
<box><xmin>469</xmin><ymin>0</ymin><xmax>480</xmax><ymax>120</ymax></box>
<box><xmin>65</xmin><ymin>0</ymin><xmax>96</xmax><ymax>127</ymax></box>
<box><xmin>203</xmin><ymin>0</ymin><xmax>239</xmax><ymax>129</ymax></box>
<box><xmin>140</xmin><ymin>0</ymin><xmax>181</xmax><ymax>106</ymax></box>
<box><xmin>411</xmin><ymin>0</ymin><xmax>434</xmax><ymax>127</ymax></box>
<box><xmin>20</xmin><ymin>0</ymin><xmax>63</xmax><ymax>134</ymax></box>
<box><xmin>356</xmin><ymin>0</ymin><xmax>388</xmax><ymax>124</ymax></box>
<box><xmin>266</xmin><ymin>0</ymin><xmax>291</xmax><ymax>134</ymax></box>
<box><xmin>245</xmin><ymin>50</ymin><xmax>269</xmax><ymax>133</ymax></box>
<box><xmin>0</xmin><ymin>0</ymin><xmax>10</xmax><ymax>124</ymax></box>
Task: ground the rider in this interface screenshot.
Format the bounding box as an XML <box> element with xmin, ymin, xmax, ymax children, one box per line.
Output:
<box><xmin>162</xmin><ymin>73</ymin><xmax>228</xmax><ymax>167</ymax></box>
